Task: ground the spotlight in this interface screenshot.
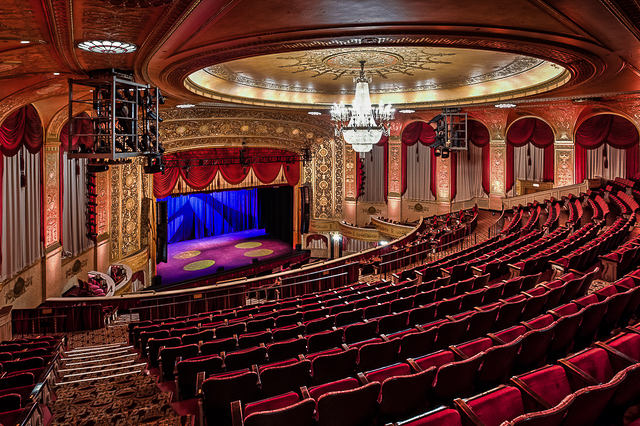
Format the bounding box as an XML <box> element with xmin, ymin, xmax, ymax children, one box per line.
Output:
<box><xmin>434</xmin><ymin>147</ymin><xmax>442</xmax><ymax>157</ymax></box>
<box><xmin>441</xmin><ymin>148</ymin><xmax>450</xmax><ymax>159</ymax></box>
<box><xmin>87</xmin><ymin>164</ymin><xmax>109</xmax><ymax>173</ymax></box>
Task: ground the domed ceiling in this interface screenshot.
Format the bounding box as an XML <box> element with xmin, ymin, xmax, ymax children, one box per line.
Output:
<box><xmin>186</xmin><ymin>46</ymin><xmax>568</xmax><ymax>109</ymax></box>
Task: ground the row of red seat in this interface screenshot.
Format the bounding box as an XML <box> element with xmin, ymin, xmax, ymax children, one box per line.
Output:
<box><xmin>223</xmin><ymin>270</ymin><xmax>640</xmax><ymax>426</ymax></box>
<box><xmin>0</xmin><ymin>335</ymin><xmax>64</xmax><ymax>426</ymax></box>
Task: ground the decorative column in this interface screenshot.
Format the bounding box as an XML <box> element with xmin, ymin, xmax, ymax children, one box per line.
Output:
<box><xmin>435</xmin><ymin>156</ymin><xmax>452</xmax><ymax>214</ymax></box>
<box><xmin>540</xmin><ymin>103</ymin><xmax>580</xmax><ymax>187</ymax></box>
<box><xmin>42</xmin><ymin>137</ymin><xmax>63</xmax><ymax>301</ymax></box>
<box><xmin>470</xmin><ymin>109</ymin><xmax>507</xmax><ymax>210</ymax></box>
<box><xmin>387</xmin><ymin>119</ymin><xmax>403</xmax><ymax>221</ymax></box>
<box><xmin>343</xmin><ymin>144</ymin><xmax>357</xmax><ymax>224</ymax></box>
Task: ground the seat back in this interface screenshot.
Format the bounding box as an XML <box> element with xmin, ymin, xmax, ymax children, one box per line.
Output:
<box><xmin>267</xmin><ymin>337</ymin><xmax>307</xmax><ymax>362</ymax></box>
<box><xmin>159</xmin><ymin>343</ymin><xmax>199</xmax><ymax>381</ymax></box>
<box><xmin>396</xmin><ymin>405</ymin><xmax>462</xmax><ymax>426</ymax></box>
<box><xmin>181</xmin><ymin>329</ymin><xmax>214</xmax><ymax>346</ymax></box>
<box><xmin>223</xmin><ymin>346</ymin><xmax>267</xmax><ymax>371</ymax></box>
<box><xmin>476</xmin><ymin>337</ymin><xmax>523</xmax><ymax>391</ymax></box>
<box><xmin>560</xmin><ymin>370</ymin><xmax>624</xmax><ymax>426</ymax></box>
<box><xmin>200</xmin><ymin>337</ymin><xmax>238</xmax><ymax>356</ymax></box>
<box><xmin>202</xmin><ymin>371</ymin><xmax>259</xmax><ymax>426</ymax></box>
<box><xmin>344</xmin><ymin>321</ymin><xmax>378</xmax><ymax>345</ymax></box>
<box><xmin>244</xmin><ymin>398</ymin><xmax>315</xmax><ymax>426</ymax></box>
<box><xmin>311</xmin><ymin>348</ymin><xmax>358</xmax><ymax>386</ymax></box>
<box><xmin>508</xmin><ymin>393</ymin><xmax>574</xmax><ymax>426</ymax></box>
<box><xmin>377</xmin><ymin>367</ymin><xmax>437</xmax><ymax>421</ymax></box>
<box><xmin>259</xmin><ymin>359</ymin><xmax>311</xmax><ymax>398</ymax></box>
<box><xmin>460</xmin><ymin>385</ymin><xmax>525</xmax><ymax>426</ymax></box>
<box><xmin>357</xmin><ymin>339</ymin><xmax>400</xmax><ymax>372</ymax></box>
<box><xmin>399</xmin><ymin>328</ymin><xmax>437</xmax><ymax>360</ymax></box>
<box><xmin>432</xmin><ymin>352</ymin><xmax>483</xmax><ymax>402</ymax></box>
<box><xmin>176</xmin><ymin>355</ymin><xmax>223</xmax><ymax>399</ymax></box>
<box><xmin>307</xmin><ymin>329</ymin><xmax>344</xmax><ymax>354</ymax></box>
<box><xmin>316</xmin><ymin>382</ymin><xmax>381</xmax><ymax>426</ymax></box>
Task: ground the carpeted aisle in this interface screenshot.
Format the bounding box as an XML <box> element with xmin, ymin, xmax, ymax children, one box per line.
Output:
<box><xmin>49</xmin><ymin>318</ymin><xmax>186</xmax><ymax>426</ymax></box>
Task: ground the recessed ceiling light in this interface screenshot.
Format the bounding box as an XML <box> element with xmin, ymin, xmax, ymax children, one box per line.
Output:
<box><xmin>76</xmin><ymin>40</ymin><xmax>137</xmax><ymax>54</ymax></box>
<box><xmin>308</xmin><ymin>111</ymin><xmax>322</xmax><ymax>115</ymax></box>
<box><xmin>20</xmin><ymin>41</ymin><xmax>30</xmax><ymax>44</ymax></box>
<box><xmin>399</xmin><ymin>109</ymin><xmax>416</xmax><ymax>114</ymax></box>
<box><xmin>53</xmin><ymin>72</ymin><xmax>60</xmax><ymax>76</ymax></box>
<box><xmin>495</xmin><ymin>103</ymin><xmax>516</xmax><ymax>108</ymax></box>
<box><xmin>176</xmin><ymin>104</ymin><xmax>196</xmax><ymax>108</ymax></box>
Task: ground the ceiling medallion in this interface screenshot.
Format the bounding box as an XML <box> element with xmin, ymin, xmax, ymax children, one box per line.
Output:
<box><xmin>277</xmin><ymin>47</ymin><xmax>455</xmax><ymax>80</ymax></box>
<box><xmin>77</xmin><ymin>40</ymin><xmax>138</xmax><ymax>54</ymax></box>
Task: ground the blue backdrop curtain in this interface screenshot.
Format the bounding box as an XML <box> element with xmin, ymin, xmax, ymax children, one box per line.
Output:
<box><xmin>160</xmin><ymin>189</ymin><xmax>259</xmax><ymax>243</ymax></box>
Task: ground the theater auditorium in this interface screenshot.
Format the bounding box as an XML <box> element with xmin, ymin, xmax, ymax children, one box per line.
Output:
<box><xmin>2</xmin><ymin>0</ymin><xmax>640</xmax><ymax>425</ymax></box>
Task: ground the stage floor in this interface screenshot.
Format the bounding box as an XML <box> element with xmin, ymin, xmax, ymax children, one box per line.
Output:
<box><xmin>156</xmin><ymin>229</ymin><xmax>294</xmax><ymax>286</ymax></box>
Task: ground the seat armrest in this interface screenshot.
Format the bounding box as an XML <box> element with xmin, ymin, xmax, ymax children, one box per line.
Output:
<box><xmin>196</xmin><ymin>371</ymin><xmax>206</xmax><ymax>397</ymax></box>
<box><xmin>594</xmin><ymin>342</ymin><xmax>637</xmax><ymax>367</ymax></box>
<box><xmin>300</xmin><ymin>386</ymin><xmax>310</xmax><ymax>399</ymax></box>
<box><xmin>448</xmin><ymin>346</ymin><xmax>469</xmax><ymax>360</ymax></box>
<box><xmin>231</xmin><ymin>400</ymin><xmax>244</xmax><ymax>426</ymax></box>
<box><xmin>440</xmin><ymin>268</ymin><xmax>452</xmax><ymax>278</ymax></box>
<box><xmin>509</xmin><ymin>377</ymin><xmax>553</xmax><ymax>410</ymax></box>
<box><xmin>558</xmin><ymin>359</ymin><xmax>599</xmax><ymax>388</ymax></box>
<box><xmin>453</xmin><ymin>398</ymin><xmax>485</xmax><ymax>426</ymax></box>
<box><xmin>357</xmin><ymin>372</ymin><xmax>369</xmax><ymax>385</ymax></box>
<box><xmin>487</xmin><ymin>333</ymin><xmax>506</xmax><ymax>345</ymax></box>
<box><xmin>406</xmin><ymin>358</ymin><xmax>422</xmax><ymax>373</ymax></box>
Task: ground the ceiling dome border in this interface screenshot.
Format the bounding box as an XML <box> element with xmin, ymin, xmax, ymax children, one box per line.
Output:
<box><xmin>156</xmin><ymin>31</ymin><xmax>607</xmax><ymax>102</ymax></box>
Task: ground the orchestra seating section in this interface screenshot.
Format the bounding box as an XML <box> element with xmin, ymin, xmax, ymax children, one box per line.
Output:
<box><xmin>9</xmin><ymin>178</ymin><xmax>640</xmax><ymax>426</ymax></box>
<box><xmin>120</xmin><ymin>184</ymin><xmax>640</xmax><ymax>426</ymax></box>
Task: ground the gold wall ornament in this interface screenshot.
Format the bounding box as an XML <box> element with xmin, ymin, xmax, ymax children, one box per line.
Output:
<box><xmin>468</xmin><ymin>109</ymin><xmax>508</xmax><ymax>140</ymax></box>
<box><xmin>538</xmin><ymin>103</ymin><xmax>582</xmax><ymax>141</ymax></box>
<box><xmin>388</xmin><ymin>142</ymin><xmax>402</xmax><ymax>194</ymax></box>
<box><xmin>555</xmin><ymin>148</ymin><xmax>574</xmax><ymax>187</ymax></box>
<box><xmin>4</xmin><ymin>277</ymin><xmax>32</xmax><ymax>304</ymax></box>
<box><xmin>44</xmin><ymin>147</ymin><xmax>59</xmax><ymax>247</ymax></box>
<box><xmin>490</xmin><ymin>144</ymin><xmax>506</xmax><ymax>194</ymax></box>
<box><xmin>436</xmin><ymin>157</ymin><xmax>451</xmax><ymax>201</ymax></box>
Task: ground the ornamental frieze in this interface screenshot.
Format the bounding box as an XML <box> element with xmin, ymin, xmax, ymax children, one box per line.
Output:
<box><xmin>490</xmin><ymin>145</ymin><xmax>506</xmax><ymax>194</ymax></box>
<box><xmin>44</xmin><ymin>149</ymin><xmax>59</xmax><ymax>247</ymax></box>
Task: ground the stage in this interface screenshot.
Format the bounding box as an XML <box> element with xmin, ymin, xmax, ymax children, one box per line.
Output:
<box><xmin>156</xmin><ymin>229</ymin><xmax>295</xmax><ymax>286</ymax></box>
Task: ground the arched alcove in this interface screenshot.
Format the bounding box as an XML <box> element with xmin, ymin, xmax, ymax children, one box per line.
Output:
<box><xmin>505</xmin><ymin>117</ymin><xmax>555</xmax><ymax>195</ymax></box>
<box><xmin>575</xmin><ymin>114</ymin><xmax>639</xmax><ymax>181</ymax></box>
<box><xmin>400</xmin><ymin>120</ymin><xmax>436</xmax><ymax>201</ymax></box>
<box><xmin>452</xmin><ymin>119</ymin><xmax>490</xmax><ymax>202</ymax></box>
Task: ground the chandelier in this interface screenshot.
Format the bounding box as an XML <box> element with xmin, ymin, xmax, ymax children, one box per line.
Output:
<box><xmin>330</xmin><ymin>61</ymin><xmax>395</xmax><ymax>157</ymax></box>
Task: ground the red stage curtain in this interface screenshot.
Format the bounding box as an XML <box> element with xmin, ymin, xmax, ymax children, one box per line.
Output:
<box><xmin>575</xmin><ymin>115</ymin><xmax>640</xmax><ymax>182</ymax></box>
<box><xmin>154</xmin><ymin>147</ymin><xmax>300</xmax><ymax>198</ymax></box>
<box><xmin>506</xmin><ymin>118</ymin><xmax>554</xmax><ymax>191</ymax></box>
<box><xmin>401</xmin><ymin>121</ymin><xmax>436</xmax><ymax>195</ymax></box>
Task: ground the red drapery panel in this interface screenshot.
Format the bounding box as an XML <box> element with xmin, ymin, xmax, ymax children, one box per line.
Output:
<box><xmin>430</xmin><ymin>147</ymin><xmax>437</xmax><ymax>198</ymax></box>
<box><xmin>378</xmin><ymin>136</ymin><xmax>388</xmax><ymax>201</ymax></box>
<box><xmin>506</xmin><ymin>118</ymin><xmax>554</xmax><ymax>191</ymax></box>
<box><xmin>0</xmin><ymin>105</ymin><xmax>43</xmax><ymax>156</ymax></box>
<box><xmin>575</xmin><ymin>115</ymin><xmax>639</xmax><ymax>182</ymax></box>
<box><xmin>451</xmin><ymin>151</ymin><xmax>457</xmax><ymax>200</ymax></box>
<box><xmin>468</xmin><ymin>120</ymin><xmax>491</xmax><ymax>195</ymax></box>
<box><xmin>401</xmin><ymin>121</ymin><xmax>436</xmax><ymax>195</ymax></box>
<box><xmin>59</xmin><ymin>114</ymin><xmax>94</xmax><ymax>246</ymax></box>
<box><xmin>154</xmin><ymin>148</ymin><xmax>300</xmax><ymax>198</ymax></box>
<box><xmin>0</xmin><ymin>105</ymin><xmax>44</xmax><ymax>265</ymax></box>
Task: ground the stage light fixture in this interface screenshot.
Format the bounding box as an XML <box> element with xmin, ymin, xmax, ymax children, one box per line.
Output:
<box><xmin>441</xmin><ymin>148</ymin><xmax>450</xmax><ymax>159</ymax></box>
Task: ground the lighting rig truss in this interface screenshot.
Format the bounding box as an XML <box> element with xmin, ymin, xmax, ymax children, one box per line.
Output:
<box><xmin>162</xmin><ymin>148</ymin><xmax>313</xmax><ymax>170</ymax></box>
<box><xmin>429</xmin><ymin>108</ymin><xmax>468</xmax><ymax>158</ymax></box>
<box><xmin>67</xmin><ymin>69</ymin><xmax>165</xmax><ymax>169</ymax></box>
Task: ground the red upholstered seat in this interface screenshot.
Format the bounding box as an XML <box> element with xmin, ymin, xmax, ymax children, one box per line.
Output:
<box><xmin>456</xmin><ymin>385</ymin><xmax>525</xmax><ymax>426</ymax></box>
<box><xmin>601</xmin><ymin>331</ymin><xmax>640</xmax><ymax>361</ymax></box>
<box><xmin>223</xmin><ymin>346</ymin><xmax>267</xmax><ymax>371</ymax></box>
<box><xmin>266</xmin><ymin>337</ymin><xmax>307</xmax><ymax>362</ymax></box>
<box><xmin>176</xmin><ymin>355</ymin><xmax>223</xmax><ymax>400</ymax></box>
<box><xmin>200</xmin><ymin>336</ymin><xmax>238</xmax><ymax>356</ymax></box>
<box><xmin>243</xmin><ymin>391</ymin><xmax>300</xmax><ymax>419</ymax></box>
<box><xmin>507</xmin><ymin>393</ymin><xmax>575</xmax><ymax>426</ymax></box>
<box><xmin>357</xmin><ymin>338</ymin><xmax>400</xmax><ymax>372</ymax></box>
<box><xmin>308</xmin><ymin>377</ymin><xmax>360</xmax><ymax>401</ymax></box>
<box><xmin>201</xmin><ymin>370</ymin><xmax>259</xmax><ymax>426</ymax></box>
<box><xmin>398</xmin><ymin>327</ymin><xmax>437</xmax><ymax>360</ymax></box>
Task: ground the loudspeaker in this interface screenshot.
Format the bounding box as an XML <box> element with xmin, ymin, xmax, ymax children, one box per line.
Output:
<box><xmin>156</xmin><ymin>201</ymin><xmax>168</xmax><ymax>263</ymax></box>
<box><xmin>217</xmin><ymin>266</ymin><xmax>225</xmax><ymax>272</ymax></box>
<box><xmin>295</xmin><ymin>243</ymin><xmax>302</xmax><ymax>251</ymax></box>
<box><xmin>151</xmin><ymin>275</ymin><xmax>162</xmax><ymax>287</ymax></box>
<box><xmin>252</xmin><ymin>258</ymin><xmax>259</xmax><ymax>264</ymax></box>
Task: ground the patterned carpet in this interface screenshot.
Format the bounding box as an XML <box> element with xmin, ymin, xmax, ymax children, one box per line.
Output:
<box><xmin>49</xmin><ymin>318</ymin><xmax>187</xmax><ymax>426</ymax></box>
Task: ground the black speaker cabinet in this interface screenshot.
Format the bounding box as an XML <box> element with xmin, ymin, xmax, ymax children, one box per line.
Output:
<box><xmin>156</xmin><ymin>201</ymin><xmax>168</xmax><ymax>264</ymax></box>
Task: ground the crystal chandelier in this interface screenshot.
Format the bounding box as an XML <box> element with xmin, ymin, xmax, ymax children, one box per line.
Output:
<box><xmin>330</xmin><ymin>61</ymin><xmax>395</xmax><ymax>157</ymax></box>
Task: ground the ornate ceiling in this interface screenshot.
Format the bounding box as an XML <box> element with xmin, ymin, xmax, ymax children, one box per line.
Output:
<box><xmin>186</xmin><ymin>47</ymin><xmax>569</xmax><ymax>108</ymax></box>
<box><xmin>1</xmin><ymin>0</ymin><xmax>640</xmax><ymax>127</ymax></box>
